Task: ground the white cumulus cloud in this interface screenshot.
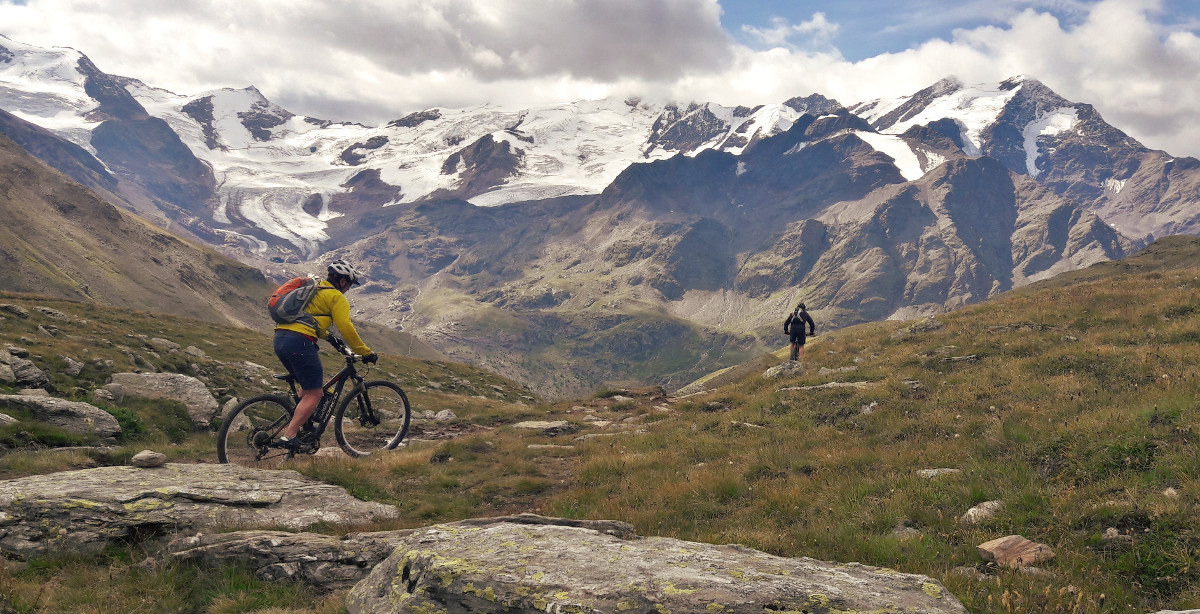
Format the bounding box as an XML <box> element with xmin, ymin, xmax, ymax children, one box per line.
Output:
<box><xmin>0</xmin><ymin>0</ymin><xmax>1198</xmax><ymax>156</ymax></box>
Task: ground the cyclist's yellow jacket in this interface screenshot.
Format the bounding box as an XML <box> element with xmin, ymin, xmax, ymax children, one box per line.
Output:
<box><xmin>275</xmin><ymin>280</ymin><xmax>372</xmax><ymax>356</ymax></box>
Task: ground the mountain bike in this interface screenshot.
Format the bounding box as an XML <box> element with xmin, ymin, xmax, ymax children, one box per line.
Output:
<box><xmin>216</xmin><ymin>337</ymin><xmax>411</xmax><ymax>467</ymax></box>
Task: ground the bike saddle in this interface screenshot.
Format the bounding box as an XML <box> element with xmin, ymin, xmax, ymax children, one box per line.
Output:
<box><xmin>272</xmin><ymin>373</ymin><xmax>296</xmax><ymax>382</ymax></box>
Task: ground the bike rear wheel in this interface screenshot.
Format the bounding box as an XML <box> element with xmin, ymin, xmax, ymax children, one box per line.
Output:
<box><xmin>216</xmin><ymin>394</ymin><xmax>296</xmax><ymax>467</ymax></box>
<box><xmin>334</xmin><ymin>380</ymin><xmax>411</xmax><ymax>457</ymax></box>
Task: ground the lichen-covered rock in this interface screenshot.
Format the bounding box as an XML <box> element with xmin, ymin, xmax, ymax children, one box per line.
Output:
<box><xmin>0</xmin><ymin>394</ymin><xmax>120</xmax><ymax>439</ymax></box>
<box><xmin>0</xmin><ymin>464</ymin><xmax>398</xmax><ymax>560</ymax></box>
<box><xmin>346</xmin><ymin>516</ymin><xmax>966</xmax><ymax>614</ymax></box>
<box><xmin>762</xmin><ymin>360</ymin><xmax>807</xmax><ymax>379</ymax></box>
<box><xmin>105</xmin><ymin>373</ymin><xmax>219</xmax><ymax>428</ymax></box>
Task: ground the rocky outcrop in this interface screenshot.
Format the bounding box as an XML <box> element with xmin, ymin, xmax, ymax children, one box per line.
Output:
<box><xmin>346</xmin><ymin>515</ymin><xmax>966</xmax><ymax>614</ymax></box>
<box><xmin>0</xmin><ymin>394</ymin><xmax>120</xmax><ymax>439</ymax></box>
<box><xmin>0</xmin><ymin>463</ymin><xmax>397</xmax><ymax>560</ymax></box>
<box><xmin>103</xmin><ymin>373</ymin><xmax>219</xmax><ymax>427</ymax></box>
<box><xmin>157</xmin><ymin>529</ymin><xmax>413</xmax><ymax>592</ymax></box>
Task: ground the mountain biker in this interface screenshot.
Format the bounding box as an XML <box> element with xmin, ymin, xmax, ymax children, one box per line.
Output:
<box><xmin>784</xmin><ymin>302</ymin><xmax>816</xmax><ymax>361</ymax></box>
<box><xmin>273</xmin><ymin>259</ymin><xmax>377</xmax><ymax>447</ymax></box>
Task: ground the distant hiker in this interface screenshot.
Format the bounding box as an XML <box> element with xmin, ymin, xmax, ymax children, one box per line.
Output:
<box><xmin>273</xmin><ymin>259</ymin><xmax>377</xmax><ymax>448</ymax></box>
<box><xmin>784</xmin><ymin>303</ymin><xmax>816</xmax><ymax>361</ymax></box>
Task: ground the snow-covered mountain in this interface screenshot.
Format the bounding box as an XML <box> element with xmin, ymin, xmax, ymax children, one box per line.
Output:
<box><xmin>1</xmin><ymin>36</ymin><xmax>844</xmax><ymax>257</ymax></box>
<box><xmin>4</xmin><ymin>35</ymin><xmax>1199</xmax><ymax>397</ymax></box>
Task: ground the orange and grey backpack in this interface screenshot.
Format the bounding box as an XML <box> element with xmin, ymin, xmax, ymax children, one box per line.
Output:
<box><xmin>267</xmin><ymin>277</ymin><xmax>329</xmax><ymax>328</ymax></box>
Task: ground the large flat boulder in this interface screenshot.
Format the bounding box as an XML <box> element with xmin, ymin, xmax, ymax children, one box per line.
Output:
<box><xmin>0</xmin><ymin>463</ymin><xmax>397</xmax><ymax>560</ymax></box>
<box><xmin>105</xmin><ymin>373</ymin><xmax>219</xmax><ymax>427</ymax></box>
<box><xmin>156</xmin><ymin>516</ymin><xmax>634</xmax><ymax>593</ymax></box>
<box><xmin>0</xmin><ymin>394</ymin><xmax>121</xmax><ymax>439</ymax></box>
<box><xmin>346</xmin><ymin>516</ymin><xmax>965</xmax><ymax>613</ymax></box>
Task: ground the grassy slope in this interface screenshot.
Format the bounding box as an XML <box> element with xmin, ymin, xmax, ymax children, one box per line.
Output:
<box><xmin>5</xmin><ymin>238</ymin><xmax>1200</xmax><ymax>612</ymax></box>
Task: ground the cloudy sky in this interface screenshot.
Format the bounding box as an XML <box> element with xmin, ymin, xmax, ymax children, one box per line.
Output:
<box><xmin>2</xmin><ymin>0</ymin><xmax>1200</xmax><ymax>156</ymax></box>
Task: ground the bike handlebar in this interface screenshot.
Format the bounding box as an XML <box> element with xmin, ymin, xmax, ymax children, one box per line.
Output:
<box><xmin>328</xmin><ymin>336</ymin><xmax>372</xmax><ymax>365</ymax></box>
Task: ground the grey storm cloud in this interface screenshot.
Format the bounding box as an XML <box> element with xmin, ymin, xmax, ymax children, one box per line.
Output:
<box><xmin>145</xmin><ymin>0</ymin><xmax>734</xmax><ymax>82</ymax></box>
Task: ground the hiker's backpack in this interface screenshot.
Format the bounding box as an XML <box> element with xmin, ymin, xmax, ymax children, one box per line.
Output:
<box><xmin>267</xmin><ymin>277</ymin><xmax>326</xmax><ymax>327</ymax></box>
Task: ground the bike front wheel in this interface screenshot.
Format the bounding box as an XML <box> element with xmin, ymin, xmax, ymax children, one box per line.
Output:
<box><xmin>216</xmin><ymin>394</ymin><xmax>295</xmax><ymax>468</ymax></box>
<box><xmin>334</xmin><ymin>380</ymin><xmax>411</xmax><ymax>457</ymax></box>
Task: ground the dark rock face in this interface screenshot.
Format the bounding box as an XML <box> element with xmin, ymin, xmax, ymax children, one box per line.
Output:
<box><xmin>388</xmin><ymin>109</ymin><xmax>442</xmax><ymax>129</ymax></box>
<box><xmin>339</xmin><ymin>135</ymin><xmax>390</xmax><ymax>166</ymax></box>
<box><xmin>238</xmin><ymin>91</ymin><xmax>293</xmax><ymax>141</ymax></box>
<box><xmin>0</xmin><ymin>108</ymin><xmax>116</xmax><ymax>190</ymax></box>
<box><xmin>439</xmin><ymin>134</ymin><xmax>524</xmax><ymax>197</ymax></box>
<box><xmin>647</xmin><ymin>103</ymin><xmax>731</xmax><ymax>154</ymax></box>
<box><xmin>76</xmin><ymin>57</ymin><xmax>216</xmax><ymax>213</ymax></box>
<box><xmin>181</xmin><ymin>96</ymin><xmax>219</xmax><ymax>149</ymax></box>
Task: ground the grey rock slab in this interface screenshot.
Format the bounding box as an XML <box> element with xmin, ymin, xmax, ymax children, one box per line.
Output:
<box><xmin>346</xmin><ymin>517</ymin><xmax>965</xmax><ymax>614</ymax></box>
<box><xmin>0</xmin><ymin>463</ymin><xmax>397</xmax><ymax>560</ymax></box>
<box><xmin>157</xmin><ymin>529</ymin><xmax>413</xmax><ymax>592</ymax></box>
<box><xmin>0</xmin><ymin>394</ymin><xmax>120</xmax><ymax>439</ymax></box>
<box><xmin>511</xmin><ymin>420</ymin><xmax>580</xmax><ymax>436</ymax></box>
<box><xmin>107</xmin><ymin>373</ymin><xmax>219</xmax><ymax>428</ymax></box>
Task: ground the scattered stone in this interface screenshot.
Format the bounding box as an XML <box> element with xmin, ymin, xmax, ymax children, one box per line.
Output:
<box><xmin>32</xmin><ymin>307</ymin><xmax>70</xmax><ymax>321</ymax></box>
<box><xmin>818</xmin><ymin>366</ymin><xmax>858</xmax><ymax>375</ymax></box>
<box><xmin>1164</xmin><ymin>487</ymin><xmax>1179</xmax><ymax>498</ymax></box>
<box><xmin>893</xmin><ymin>519</ymin><xmax>921</xmax><ymax>540</ymax></box>
<box><xmin>9</xmin><ymin>357</ymin><xmax>48</xmax><ymax>389</ymax></box>
<box><xmin>6</xmin><ymin>346</ymin><xmax>29</xmax><ymax>358</ymax></box>
<box><xmin>1102</xmin><ymin>527</ymin><xmax>1134</xmax><ymax>543</ymax></box>
<box><xmin>0</xmin><ymin>361</ymin><xmax>12</xmax><ymax>384</ymax></box>
<box><xmin>918</xmin><ymin>468</ymin><xmax>962</xmax><ymax>479</ymax></box>
<box><xmin>0</xmin><ymin>305</ymin><xmax>29</xmax><ymax>318</ymax></box>
<box><xmin>777</xmin><ymin>381</ymin><xmax>880</xmax><ymax>392</ymax></box>
<box><xmin>104</xmin><ymin>373</ymin><xmax>220</xmax><ymax>428</ymax></box>
<box><xmin>960</xmin><ymin>500</ymin><xmax>1003</xmax><ymax>524</ymax></box>
<box><xmin>902</xmin><ymin>380</ymin><xmax>925</xmax><ymax>391</ymax></box>
<box><xmin>762</xmin><ymin>361</ymin><xmax>807</xmax><ymax>379</ymax></box>
<box><xmin>148</xmin><ymin>338</ymin><xmax>181</xmax><ymax>352</ymax></box>
<box><xmin>434</xmin><ymin>409</ymin><xmax>457</xmax><ymax>421</ymax></box>
<box><xmin>527</xmin><ymin>444</ymin><xmax>575</xmax><ymax>450</ymax></box>
<box><xmin>17</xmin><ymin>389</ymin><xmax>49</xmax><ymax>397</ymax></box>
<box><xmin>977</xmin><ymin>535</ymin><xmax>1055</xmax><ymax>569</ymax></box>
<box><xmin>512</xmin><ymin>420</ymin><xmax>580</xmax><ymax>436</ymax></box>
<box><xmin>91</xmin><ymin>388</ymin><xmax>116</xmax><ymax>403</ymax></box>
<box><xmin>345</xmin><ymin>515</ymin><xmax>966</xmax><ymax>614</ymax></box>
<box><xmin>950</xmin><ymin>565</ymin><xmax>990</xmax><ymax>582</ymax></box>
<box><xmin>37</xmin><ymin>325</ymin><xmax>58</xmax><ymax>337</ymax></box>
<box><xmin>130</xmin><ymin>450</ymin><xmax>168</xmax><ymax>468</ymax></box>
<box><xmin>890</xmin><ymin>316</ymin><xmax>943</xmax><ymax>339</ymax></box>
<box><xmin>0</xmin><ymin>413</ymin><xmax>16</xmax><ymax>426</ymax></box>
<box><xmin>860</xmin><ymin>401</ymin><xmax>878</xmax><ymax>414</ymax></box>
<box><xmin>0</xmin><ymin>394</ymin><xmax>121</xmax><ymax>439</ymax></box>
<box><xmin>59</xmin><ymin>355</ymin><xmax>84</xmax><ymax>377</ymax></box>
<box><xmin>183</xmin><ymin>346</ymin><xmax>208</xmax><ymax>359</ymax></box>
<box><xmin>942</xmin><ymin>354</ymin><xmax>981</xmax><ymax>363</ymax></box>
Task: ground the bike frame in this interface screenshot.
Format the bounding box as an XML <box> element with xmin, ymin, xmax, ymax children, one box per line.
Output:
<box><xmin>278</xmin><ymin>344</ymin><xmax>367</xmax><ymax>446</ymax></box>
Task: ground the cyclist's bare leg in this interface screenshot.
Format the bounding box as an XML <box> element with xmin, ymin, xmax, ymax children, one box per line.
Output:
<box><xmin>283</xmin><ymin>388</ymin><xmax>322</xmax><ymax>438</ymax></box>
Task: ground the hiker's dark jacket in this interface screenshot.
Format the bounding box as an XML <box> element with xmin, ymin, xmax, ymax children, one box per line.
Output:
<box><xmin>785</xmin><ymin>310</ymin><xmax>816</xmax><ymax>343</ymax></box>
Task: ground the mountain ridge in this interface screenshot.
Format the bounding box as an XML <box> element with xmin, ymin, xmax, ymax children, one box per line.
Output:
<box><xmin>2</xmin><ymin>35</ymin><xmax>1197</xmax><ymax>397</ymax></box>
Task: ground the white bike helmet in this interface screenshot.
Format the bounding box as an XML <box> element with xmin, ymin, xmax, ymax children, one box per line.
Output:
<box><xmin>327</xmin><ymin>259</ymin><xmax>363</xmax><ymax>285</ymax></box>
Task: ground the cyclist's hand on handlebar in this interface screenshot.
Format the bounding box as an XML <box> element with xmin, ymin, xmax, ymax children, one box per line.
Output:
<box><xmin>363</xmin><ymin>352</ymin><xmax>379</xmax><ymax>364</ymax></box>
